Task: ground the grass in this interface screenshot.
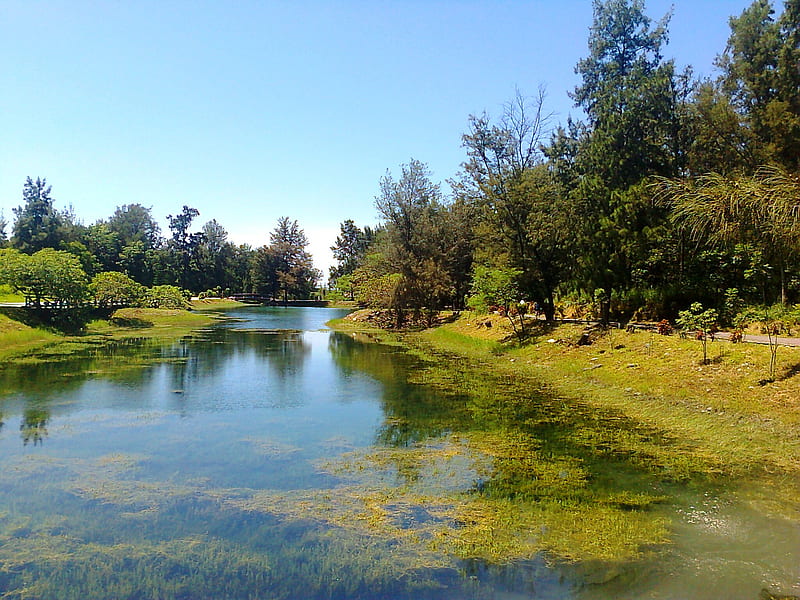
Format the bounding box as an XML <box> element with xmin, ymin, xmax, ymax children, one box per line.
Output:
<box><xmin>0</xmin><ymin>284</ymin><xmax>24</xmax><ymax>303</ymax></box>
<box><xmin>189</xmin><ymin>298</ymin><xmax>245</xmax><ymax>311</ymax></box>
<box><xmin>0</xmin><ymin>307</ymin><xmax>219</xmax><ymax>364</ymax></box>
<box><xmin>414</xmin><ymin>313</ymin><xmax>800</xmax><ymax>479</ymax></box>
<box><xmin>0</xmin><ymin>313</ymin><xmax>61</xmax><ymax>361</ymax></box>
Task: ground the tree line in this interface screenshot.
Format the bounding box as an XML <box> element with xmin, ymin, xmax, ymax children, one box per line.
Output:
<box><xmin>328</xmin><ymin>0</ymin><xmax>800</xmax><ymax>327</ymax></box>
<box><xmin>0</xmin><ymin>178</ymin><xmax>321</xmax><ymax>307</ymax></box>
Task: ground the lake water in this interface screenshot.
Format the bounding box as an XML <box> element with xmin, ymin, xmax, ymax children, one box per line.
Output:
<box><xmin>0</xmin><ymin>306</ymin><xmax>798</xmax><ymax>599</ymax></box>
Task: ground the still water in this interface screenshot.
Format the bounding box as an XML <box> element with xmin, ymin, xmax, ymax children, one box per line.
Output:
<box><xmin>0</xmin><ymin>307</ymin><xmax>797</xmax><ymax>599</ymax></box>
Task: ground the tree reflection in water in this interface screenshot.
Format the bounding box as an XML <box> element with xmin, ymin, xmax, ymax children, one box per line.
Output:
<box><xmin>20</xmin><ymin>408</ymin><xmax>49</xmax><ymax>446</ymax></box>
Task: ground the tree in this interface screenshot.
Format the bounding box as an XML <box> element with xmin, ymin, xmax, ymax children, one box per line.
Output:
<box><xmin>0</xmin><ymin>212</ymin><xmax>7</xmax><ymax>247</ymax></box>
<box><xmin>468</xmin><ymin>266</ymin><xmax>528</xmax><ymax>340</ymax></box>
<box><xmin>250</xmin><ymin>245</ymin><xmax>280</xmax><ymax>299</ymax></box>
<box><xmin>655</xmin><ymin>165</ymin><xmax>800</xmax><ymax>305</ymax></box>
<box><xmin>195</xmin><ymin>219</ymin><xmax>241</xmax><ymax>293</ymax></box>
<box><xmin>11</xmin><ymin>177</ymin><xmax>64</xmax><ymax>253</ymax></box>
<box><xmin>329</xmin><ymin>220</ymin><xmax>374</xmax><ymax>283</ymax></box>
<box><xmin>559</xmin><ymin>0</ymin><xmax>680</xmax><ymax>320</ymax></box>
<box><xmin>83</xmin><ymin>223</ymin><xmax>121</xmax><ymax>274</ymax></box>
<box><xmin>375</xmin><ymin>160</ymin><xmax>461</xmax><ymax>321</ymax></box>
<box><xmin>459</xmin><ymin>90</ymin><xmax>573</xmax><ymax>321</ymax></box>
<box><xmin>685</xmin><ymin>81</ymin><xmax>763</xmax><ymax>175</ymax></box>
<box><xmin>459</xmin><ymin>96</ymin><xmax>572</xmax><ymax>320</ymax></box>
<box><xmin>1</xmin><ymin>248</ymin><xmax>89</xmax><ymax>308</ymax></box>
<box><xmin>717</xmin><ymin>0</ymin><xmax>800</xmax><ymax>170</ymax></box>
<box><xmin>90</xmin><ymin>271</ymin><xmax>144</xmax><ymax>308</ymax></box>
<box><xmin>143</xmin><ymin>285</ymin><xmax>190</xmax><ymax>310</ymax></box>
<box><xmin>107</xmin><ymin>204</ymin><xmax>161</xmax><ymax>250</ymax></box>
<box><xmin>166</xmin><ymin>205</ymin><xmax>205</xmax><ymax>291</ymax></box>
<box><xmin>252</xmin><ymin>218</ymin><xmax>320</xmax><ymax>302</ymax></box>
<box><xmin>676</xmin><ymin>302</ymin><xmax>718</xmax><ymax>364</ymax></box>
<box><xmin>102</xmin><ymin>203</ymin><xmax>162</xmax><ymax>284</ymax></box>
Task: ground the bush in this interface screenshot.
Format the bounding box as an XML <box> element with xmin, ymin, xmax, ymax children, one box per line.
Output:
<box><xmin>90</xmin><ymin>272</ymin><xmax>144</xmax><ymax>308</ymax></box>
<box><xmin>141</xmin><ymin>285</ymin><xmax>190</xmax><ymax>310</ymax></box>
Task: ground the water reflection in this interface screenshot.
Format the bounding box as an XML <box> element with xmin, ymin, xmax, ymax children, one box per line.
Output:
<box><xmin>20</xmin><ymin>408</ymin><xmax>49</xmax><ymax>446</ymax></box>
<box><xmin>328</xmin><ymin>332</ymin><xmax>461</xmax><ymax>447</ymax></box>
<box><xmin>0</xmin><ymin>326</ymin><xmax>317</xmax><ymax>442</ymax></box>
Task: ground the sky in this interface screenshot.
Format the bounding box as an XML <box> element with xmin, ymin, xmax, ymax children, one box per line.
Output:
<box><xmin>0</xmin><ymin>0</ymin><xmax>755</xmax><ymax>276</ymax></box>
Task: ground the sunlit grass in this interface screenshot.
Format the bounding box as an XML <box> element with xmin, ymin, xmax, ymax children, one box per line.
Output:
<box><xmin>0</xmin><ymin>283</ymin><xmax>23</xmax><ymax>303</ymax></box>
<box><xmin>0</xmin><ymin>308</ymin><xmax>217</xmax><ymax>364</ymax></box>
<box><xmin>189</xmin><ymin>298</ymin><xmax>245</xmax><ymax>310</ymax></box>
<box><xmin>414</xmin><ymin>315</ymin><xmax>800</xmax><ymax>479</ymax></box>
<box><xmin>0</xmin><ymin>313</ymin><xmax>60</xmax><ymax>360</ymax></box>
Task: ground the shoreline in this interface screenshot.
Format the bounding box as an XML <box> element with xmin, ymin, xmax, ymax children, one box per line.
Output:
<box><xmin>329</xmin><ymin>310</ymin><xmax>800</xmax><ymax>480</ymax></box>
<box><xmin>0</xmin><ymin>301</ymin><xmax>240</xmax><ymax>364</ymax></box>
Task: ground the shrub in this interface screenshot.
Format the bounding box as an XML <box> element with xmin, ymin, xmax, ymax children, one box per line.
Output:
<box><xmin>676</xmin><ymin>302</ymin><xmax>718</xmax><ymax>364</ymax></box>
<box><xmin>141</xmin><ymin>285</ymin><xmax>190</xmax><ymax>310</ymax></box>
<box><xmin>90</xmin><ymin>272</ymin><xmax>144</xmax><ymax>308</ymax></box>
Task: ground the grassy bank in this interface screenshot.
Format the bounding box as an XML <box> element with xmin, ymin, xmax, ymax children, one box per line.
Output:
<box><xmin>0</xmin><ymin>302</ymin><xmax>239</xmax><ymax>364</ymax></box>
<box><xmin>428</xmin><ymin>315</ymin><xmax>800</xmax><ymax>477</ymax></box>
<box><xmin>190</xmin><ymin>298</ymin><xmax>246</xmax><ymax>311</ymax></box>
<box><xmin>333</xmin><ymin>311</ymin><xmax>800</xmax><ymax>480</ymax></box>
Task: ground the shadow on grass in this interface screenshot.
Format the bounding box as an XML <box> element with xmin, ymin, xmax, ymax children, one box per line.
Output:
<box><xmin>109</xmin><ymin>315</ymin><xmax>154</xmax><ymax>329</ymax></box>
<box><xmin>779</xmin><ymin>362</ymin><xmax>800</xmax><ymax>381</ymax></box>
<box><xmin>0</xmin><ymin>306</ymin><xmax>122</xmax><ymax>334</ymax></box>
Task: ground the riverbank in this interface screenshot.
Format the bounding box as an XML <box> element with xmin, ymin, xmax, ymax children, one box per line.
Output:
<box><xmin>0</xmin><ymin>299</ymin><xmax>241</xmax><ymax>364</ymax></box>
<box><xmin>332</xmin><ymin>310</ymin><xmax>800</xmax><ymax>480</ymax></box>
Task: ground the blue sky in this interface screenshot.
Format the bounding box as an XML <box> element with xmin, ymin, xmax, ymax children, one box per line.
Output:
<box><xmin>0</xmin><ymin>0</ymin><xmax>753</xmax><ymax>273</ymax></box>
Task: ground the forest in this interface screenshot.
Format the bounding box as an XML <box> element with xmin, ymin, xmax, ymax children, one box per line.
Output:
<box><xmin>1</xmin><ymin>0</ymin><xmax>799</xmax><ymax>329</ymax></box>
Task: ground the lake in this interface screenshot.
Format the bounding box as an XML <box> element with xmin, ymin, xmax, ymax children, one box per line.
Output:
<box><xmin>0</xmin><ymin>306</ymin><xmax>798</xmax><ymax>599</ymax></box>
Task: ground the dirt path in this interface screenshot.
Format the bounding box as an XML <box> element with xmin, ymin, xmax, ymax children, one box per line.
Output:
<box><xmin>714</xmin><ymin>331</ymin><xmax>800</xmax><ymax>347</ymax></box>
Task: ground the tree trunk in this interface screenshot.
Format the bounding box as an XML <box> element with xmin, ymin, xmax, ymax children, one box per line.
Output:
<box><xmin>543</xmin><ymin>291</ymin><xmax>556</xmax><ymax>322</ymax></box>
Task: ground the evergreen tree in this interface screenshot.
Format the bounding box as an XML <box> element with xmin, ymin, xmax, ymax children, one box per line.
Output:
<box><xmin>562</xmin><ymin>0</ymin><xmax>680</xmax><ymax>319</ymax></box>
<box><xmin>11</xmin><ymin>177</ymin><xmax>64</xmax><ymax>253</ymax></box>
<box><xmin>252</xmin><ymin>217</ymin><xmax>320</xmax><ymax>301</ymax></box>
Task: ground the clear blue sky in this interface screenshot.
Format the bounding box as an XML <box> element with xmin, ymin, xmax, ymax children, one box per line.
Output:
<box><xmin>0</xmin><ymin>0</ymin><xmax>753</xmax><ymax>274</ymax></box>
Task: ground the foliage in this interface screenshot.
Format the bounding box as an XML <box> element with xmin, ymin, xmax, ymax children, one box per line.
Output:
<box><xmin>0</xmin><ymin>248</ymin><xmax>89</xmax><ymax>308</ymax></box>
<box><xmin>655</xmin><ymin>165</ymin><xmax>800</xmax><ymax>305</ymax></box>
<box><xmin>717</xmin><ymin>0</ymin><xmax>800</xmax><ymax>170</ymax></box>
<box><xmin>251</xmin><ymin>218</ymin><xmax>321</xmax><ymax>301</ymax></box>
<box><xmin>676</xmin><ymin>302</ymin><xmax>718</xmax><ymax>364</ymax></box>
<box><xmin>375</xmin><ymin>160</ymin><xmax>473</xmax><ymax>317</ymax></box>
<box><xmin>4</xmin><ymin>2</ymin><xmax>800</xmax><ymax>323</ymax></box>
<box><xmin>90</xmin><ymin>271</ymin><xmax>144</xmax><ymax>308</ymax></box>
<box><xmin>468</xmin><ymin>266</ymin><xmax>528</xmax><ymax>340</ymax></box>
<box><xmin>141</xmin><ymin>285</ymin><xmax>190</xmax><ymax>310</ymax></box>
<box><xmin>459</xmin><ymin>92</ymin><xmax>571</xmax><ymax>321</ymax></box>
<box><xmin>353</xmin><ymin>271</ymin><xmax>402</xmax><ymax>310</ymax></box>
<box><xmin>329</xmin><ymin>220</ymin><xmax>376</xmax><ymax>284</ymax></box>
<box><xmin>11</xmin><ymin>177</ymin><xmax>67</xmax><ymax>253</ymax></box>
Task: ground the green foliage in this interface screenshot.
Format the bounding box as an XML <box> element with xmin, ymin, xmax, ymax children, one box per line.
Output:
<box><xmin>717</xmin><ymin>0</ymin><xmax>800</xmax><ymax>170</ymax></box>
<box><xmin>1</xmin><ymin>248</ymin><xmax>89</xmax><ymax>308</ymax></box>
<box><xmin>90</xmin><ymin>272</ymin><xmax>144</xmax><ymax>308</ymax></box>
<box><xmin>460</xmin><ymin>96</ymin><xmax>571</xmax><ymax>321</ymax></box>
<box><xmin>354</xmin><ymin>272</ymin><xmax>402</xmax><ymax>309</ymax></box>
<box><xmin>722</xmin><ymin>288</ymin><xmax>745</xmax><ymax>326</ymax></box>
<box><xmin>469</xmin><ymin>266</ymin><xmax>528</xmax><ymax>340</ymax></box>
<box><xmin>329</xmin><ymin>220</ymin><xmax>376</xmax><ymax>283</ymax></box>
<box><xmin>676</xmin><ymin>302</ymin><xmax>718</xmax><ymax>364</ymax></box>
<box><xmin>11</xmin><ymin>177</ymin><xmax>65</xmax><ymax>253</ymax></box>
<box><xmin>142</xmin><ymin>285</ymin><xmax>190</xmax><ymax>310</ymax></box>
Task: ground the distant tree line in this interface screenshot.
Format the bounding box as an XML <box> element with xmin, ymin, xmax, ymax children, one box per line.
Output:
<box><xmin>328</xmin><ymin>0</ymin><xmax>800</xmax><ymax>326</ymax></box>
<box><xmin>0</xmin><ymin>177</ymin><xmax>321</xmax><ymax>307</ymax></box>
